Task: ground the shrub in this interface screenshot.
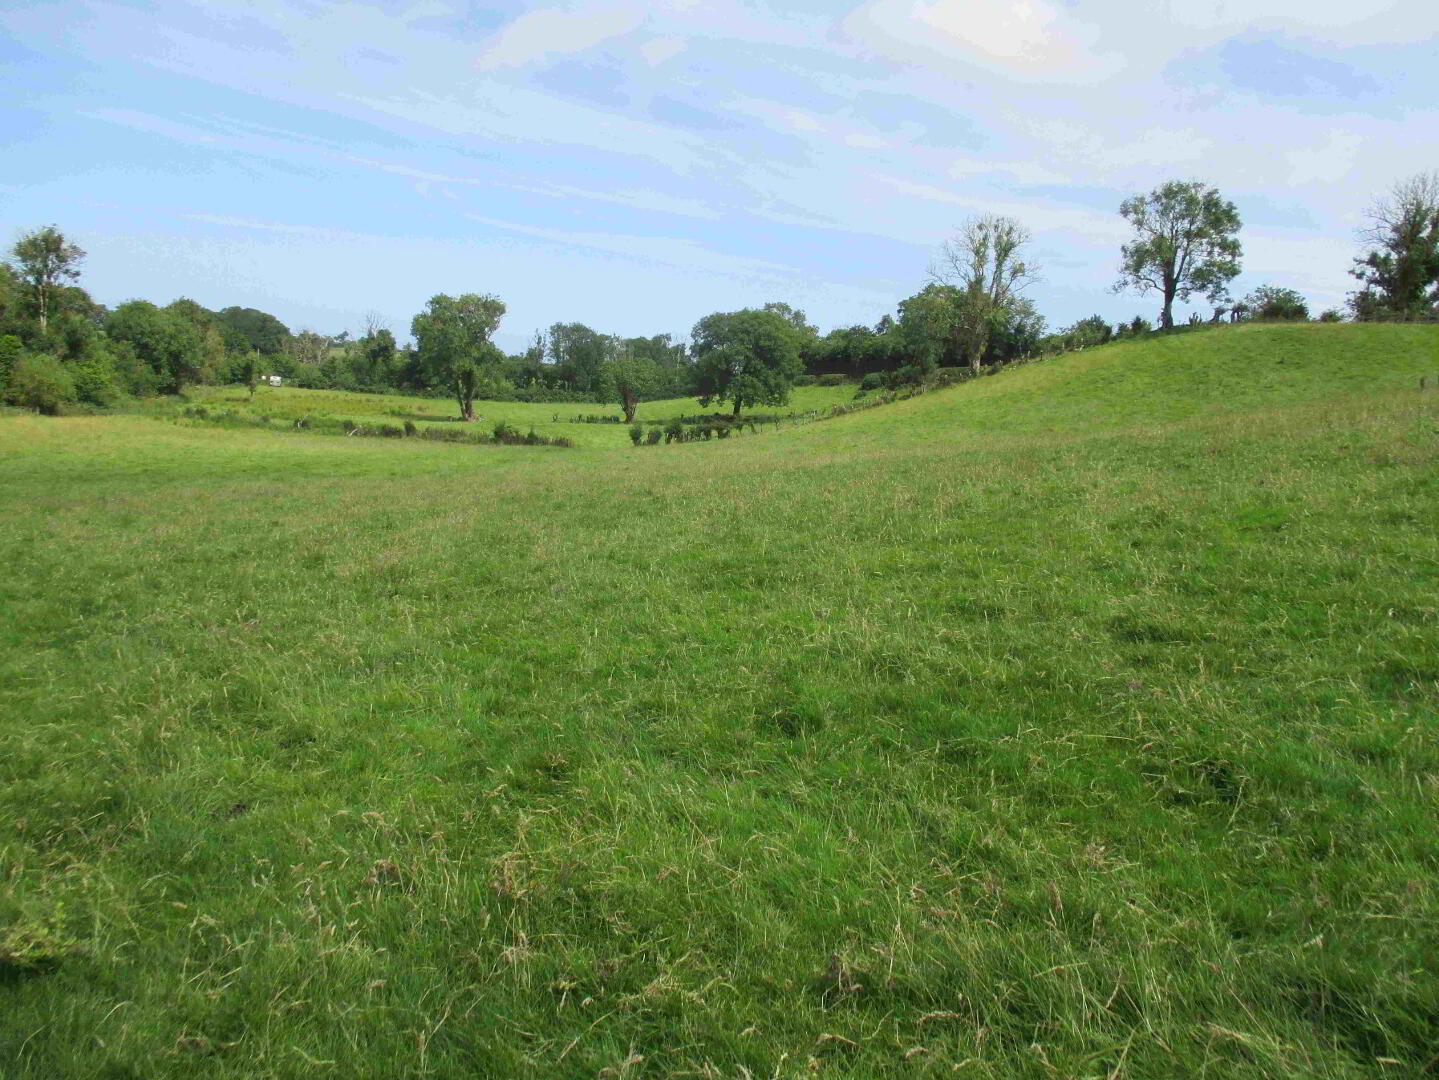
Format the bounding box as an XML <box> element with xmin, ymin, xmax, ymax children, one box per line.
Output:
<box><xmin>859</xmin><ymin>372</ymin><xmax>885</xmax><ymax>392</ymax></box>
<box><xmin>0</xmin><ymin>335</ymin><xmax>22</xmax><ymax>391</ymax></box>
<box><xmin>645</xmin><ymin>428</ymin><xmax>662</xmax><ymax>445</ymax></box>
<box><xmin>629</xmin><ymin>423</ymin><xmax>644</xmax><ymax>446</ymax></box>
<box><xmin>817</xmin><ymin>373</ymin><xmax>847</xmax><ymax>387</ymax></box>
<box><xmin>7</xmin><ymin>355</ymin><xmax>75</xmax><ymax>415</ymax></box>
<box><xmin>792</xmin><ymin>373</ymin><xmax>817</xmax><ymax>387</ymax></box>
<box><xmin>403</xmin><ymin>420</ymin><xmax>418</xmax><ymax>436</ymax></box>
<box><xmin>1246</xmin><ymin>284</ymin><xmax>1309</xmax><ymax>322</ymax></box>
<box><xmin>664</xmin><ymin>418</ymin><xmax>684</xmax><ymax>444</ymax></box>
<box><xmin>378</xmin><ymin>424</ymin><xmax>403</xmax><ymax>438</ymax></box>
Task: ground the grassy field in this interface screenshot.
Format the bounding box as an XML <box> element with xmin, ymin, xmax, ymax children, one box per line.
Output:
<box><xmin>164</xmin><ymin>381</ymin><xmax>863</xmax><ymax>450</ymax></box>
<box><xmin>2</xmin><ymin>322</ymin><xmax>1437</xmax><ymax>1078</ymax></box>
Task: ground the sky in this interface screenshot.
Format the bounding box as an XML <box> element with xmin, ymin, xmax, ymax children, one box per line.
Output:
<box><xmin>2</xmin><ymin>0</ymin><xmax>1435</xmax><ymax>351</ymax></box>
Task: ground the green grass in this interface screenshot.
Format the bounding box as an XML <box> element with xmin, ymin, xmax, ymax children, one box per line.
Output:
<box><xmin>162</xmin><ymin>381</ymin><xmax>861</xmax><ymax>449</ymax></box>
<box><xmin>1</xmin><ymin>322</ymin><xmax>1437</xmax><ymax>1078</ymax></box>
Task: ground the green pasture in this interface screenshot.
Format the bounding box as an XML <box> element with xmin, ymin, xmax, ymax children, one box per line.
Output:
<box><xmin>167</xmin><ymin>381</ymin><xmax>862</xmax><ymax>450</ymax></box>
<box><xmin>2</xmin><ymin>323</ymin><xmax>1437</xmax><ymax>1078</ymax></box>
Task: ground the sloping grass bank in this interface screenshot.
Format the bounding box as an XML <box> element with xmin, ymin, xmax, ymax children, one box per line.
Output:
<box><xmin>1</xmin><ymin>324</ymin><xmax>1436</xmax><ymax>1079</ymax></box>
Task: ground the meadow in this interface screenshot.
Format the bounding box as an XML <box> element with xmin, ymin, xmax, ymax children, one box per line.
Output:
<box><xmin>1</xmin><ymin>322</ymin><xmax>1437</xmax><ymax>1078</ymax></box>
<box><xmin>162</xmin><ymin>381</ymin><xmax>864</xmax><ymax>450</ymax></box>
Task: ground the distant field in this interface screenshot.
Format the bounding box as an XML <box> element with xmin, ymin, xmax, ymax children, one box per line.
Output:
<box><xmin>2</xmin><ymin>323</ymin><xmax>1437</xmax><ymax>1079</ymax></box>
<box><xmin>170</xmin><ymin>381</ymin><xmax>862</xmax><ymax>449</ymax></box>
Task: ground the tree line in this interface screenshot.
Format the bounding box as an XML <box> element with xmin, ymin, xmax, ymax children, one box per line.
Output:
<box><xmin>3</xmin><ymin>173</ymin><xmax>1435</xmax><ymax>419</ymax></box>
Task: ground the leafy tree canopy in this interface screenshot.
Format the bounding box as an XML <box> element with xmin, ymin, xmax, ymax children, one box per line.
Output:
<box><xmin>411</xmin><ymin>293</ymin><xmax>506</xmax><ymax>421</ymax></box>
<box><xmin>1349</xmin><ymin>171</ymin><xmax>1439</xmax><ymax>321</ymax></box>
<box><xmin>690</xmin><ymin>308</ymin><xmax>804</xmax><ymax>416</ymax></box>
<box><xmin>8</xmin><ymin>225</ymin><xmax>86</xmax><ymax>335</ymax></box>
<box><xmin>1115</xmin><ymin>180</ymin><xmax>1242</xmax><ymax>330</ymax></box>
<box><xmin>106</xmin><ymin>300</ymin><xmax>204</xmax><ymax>394</ymax></box>
<box><xmin>216</xmin><ymin>306</ymin><xmax>291</xmax><ymax>356</ymax></box>
<box><xmin>1245</xmin><ymin>285</ymin><xmax>1309</xmax><ymax>321</ymax></box>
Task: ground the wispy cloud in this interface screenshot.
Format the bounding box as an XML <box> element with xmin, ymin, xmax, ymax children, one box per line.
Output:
<box><xmin>474</xmin><ymin>4</ymin><xmax>647</xmax><ymax>70</ymax></box>
<box><xmin>3</xmin><ymin>0</ymin><xmax>1429</xmax><ymax>341</ymax></box>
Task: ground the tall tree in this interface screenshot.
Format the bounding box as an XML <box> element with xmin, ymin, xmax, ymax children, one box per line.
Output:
<box><xmin>288</xmin><ymin>329</ymin><xmax>332</xmax><ymax>369</ymax></box>
<box><xmin>216</xmin><ymin>306</ymin><xmax>291</xmax><ymax>355</ymax></box>
<box><xmin>931</xmin><ymin>215</ymin><xmax>1039</xmax><ymax>371</ymax></box>
<box><xmin>105</xmin><ymin>301</ymin><xmax>203</xmax><ymax>394</ymax></box>
<box><xmin>545</xmin><ymin>322</ymin><xmax>613</xmax><ymax>394</ymax></box>
<box><xmin>411</xmin><ymin>293</ymin><xmax>506</xmax><ymax>421</ymax></box>
<box><xmin>166</xmin><ymin>298</ymin><xmax>227</xmax><ymax>383</ymax></box>
<box><xmin>898</xmin><ymin>284</ymin><xmax>960</xmax><ymax>373</ymax></box>
<box><xmin>1115</xmin><ymin>181</ymin><xmax>1242</xmax><ymax>330</ymax></box>
<box><xmin>1349</xmin><ymin>171</ymin><xmax>1439</xmax><ymax>321</ymax></box>
<box><xmin>600</xmin><ymin>346</ymin><xmax>658</xmax><ymax>423</ymax></box>
<box><xmin>690</xmin><ymin>308</ymin><xmax>803</xmax><ymax>417</ymax></box>
<box><xmin>8</xmin><ymin>226</ymin><xmax>85</xmax><ymax>333</ymax></box>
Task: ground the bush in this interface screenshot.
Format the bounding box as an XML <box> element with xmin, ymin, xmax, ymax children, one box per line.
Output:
<box><xmin>629</xmin><ymin>423</ymin><xmax>644</xmax><ymax>446</ymax></box>
<box><xmin>645</xmin><ymin>428</ymin><xmax>662</xmax><ymax>445</ymax></box>
<box><xmin>7</xmin><ymin>354</ymin><xmax>75</xmax><ymax>415</ymax></box>
<box><xmin>859</xmin><ymin>372</ymin><xmax>885</xmax><ymax>392</ymax></box>
<box><xmin>817</xmin><ymin>373</ymin><xmax>847</xmax><ymax>387</ymax></box>
<box><xmin>403</xmin><ymin>420</ymin><xmax>418</xmax><ymax>436</ymax></box>
<box><xmin>70</xmin><ymin>356</ymin><xmax>120</xmax><ymax>407</ymax></box>
<box><xmin>792</xmin><ymin>373</ymin><xmax>817</xmax><ymax>387</ymax></box>
<box><xmin>0</xmin><ymin>335</ymin><xmax>23</xmax><ymax>391</ymax></box>
<box><xmin>664</xmin><ymin>418</ymin><xmax>685</xmax><ymax>444</ymax></box>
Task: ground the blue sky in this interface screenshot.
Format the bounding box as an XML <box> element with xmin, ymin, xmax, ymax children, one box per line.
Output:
<box><xmin>2</xmin><ymin>0</ymin><xmax>1434</xmax><ymax>351</ymax></box>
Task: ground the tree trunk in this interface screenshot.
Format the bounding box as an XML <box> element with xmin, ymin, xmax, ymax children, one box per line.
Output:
<box><xmin>623</xmin><ymin>392</ymin><xmax>637</xmax><ymax>424</ymax></box>
<box><xmin>732</xmin><ymin>397</ymin><xmax>742</xmax><ymax>418</ymax></box>
<box><xmin>966</xmin><ymin>324</ymin><xmax>986</xmax><ymax>373</ymax></box>
<box><xmin>1160</xmin><ymin>282</ymin><xmax>1176</xmax><ymax>330</ymax></box>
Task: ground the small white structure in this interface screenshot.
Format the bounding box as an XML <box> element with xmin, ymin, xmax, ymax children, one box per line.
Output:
<box><xmin>267</xmin><ymin>375</ymin><xmax>283</xmax><ymax>387</ymax></box>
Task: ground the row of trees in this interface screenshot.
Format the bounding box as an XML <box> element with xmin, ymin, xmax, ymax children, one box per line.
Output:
<box><xmin>4</xmin><ymin>171</ymin><xmax>1434</xmax><ymax>418</ymax></box>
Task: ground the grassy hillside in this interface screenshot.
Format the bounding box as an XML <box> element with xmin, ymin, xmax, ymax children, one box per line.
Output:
<box><xmin>2</xmin><ymin>323</ymin><xmax>1437</xmax><ymax>1079</ymax></box>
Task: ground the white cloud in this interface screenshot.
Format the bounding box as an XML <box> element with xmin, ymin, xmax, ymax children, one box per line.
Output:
<box><xmin>869</xmin><ymin>174</ymin><xmax>1131</xmax><ymax>244</ymax></box>
<box><xmin>509</xmin><ymin>181</ymin><xmax>723</xmax><ymax>220</ymax></box>
<box><xmin>844</xmin><ymin>0</ymin><xmax>1124</xmax><ymax>83</ymax></box>
<box><xmin>474</xmin><ymin>5</ymin><xmax>645</xmax><ymax>70</ymax></box>
<box><xmin>463</xmin><ymin>213</ymin><xmax>801</xmax><ymax>282</ymax></box>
